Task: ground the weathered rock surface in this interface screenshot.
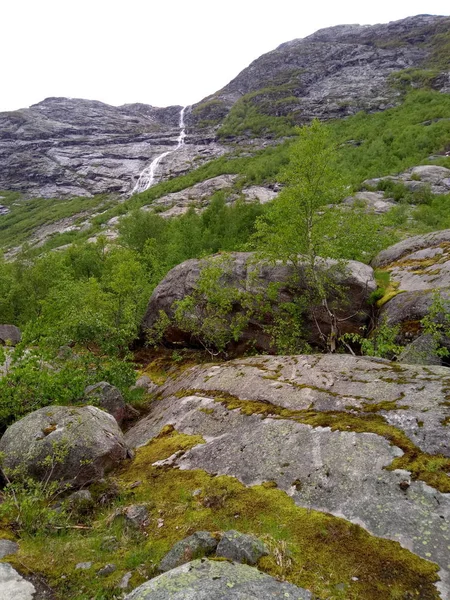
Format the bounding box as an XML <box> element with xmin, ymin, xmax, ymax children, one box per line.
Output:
<box><xmin>141</xmin><ymin>252</ymin><xmax>376</xmax><ymax>351</ymax></box>
<box><xmin>0</xmin><ymin>405</ymin><xmax>128</xmax><ymax>487</ymax></box>
<box><xmin>0</xmin><ymin>324</ymin><xmax>21</xmax><ymax>345</ymax></box>
<box><xmin>159</xmin><ymin>531</ymin><xmax>218</xmax><ymax>572</ymax></box>
<box><xmin>125</xmin><ymin>354</ymin><xmax>450</xmax><ymax>596</ymax></box>
<box><xmin>0</xmin><ymin>563</ymin><xmax>36</xmax><ymax>600</ymax></box>
<box><xmin>373</xmin><ymin>230</ymin><xmax>450</xmax><ymax>339</ymax></box>
<box><xmin>83</xmin><ymin>382</ymin><xmax>127</xmax><ymax>425</ymax></box>
<box><xmin>364</xmin><ymin>165</ymin><xmax>450</xmax><ymax>197</ymax></box>
<box><xmin>215</xmin><ymin>530</ymin><xmax>268</xmax><ymax>565</ymax></box>
<box><xmin>125</xmin><ymin>559</ymin><xmax>312</xmax><ymax>599</ymax></box>
<box><xmin>192</xmin><ymin>15</ymin><xmax>450</xmax><ymax>128</ymax></box>
<box><xmin>143</xmin><ymin>175</ymin><xmax>238</xmax><ymax>217</ymax></box>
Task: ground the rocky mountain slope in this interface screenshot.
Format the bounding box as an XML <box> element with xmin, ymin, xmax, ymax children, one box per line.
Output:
<box><xmin>192</xmin><ymin>15</ymin><xmax>450</xmax><ymax>128</ymax></box>
<box><xmin>0</xmin><ymin>98</ymin><xmax>225</xmax><ymax>198</ymax></box>
<box><xmin>1</xmin><ymin>14</ymin><xmax>449</xmax><ymax>200</ymax></box>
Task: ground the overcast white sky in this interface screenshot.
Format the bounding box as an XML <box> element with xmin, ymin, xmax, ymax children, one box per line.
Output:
<box><xmin>2</xmin><ymin>1</ymin><xmax>449</xmax><ymax>112</ymax></box>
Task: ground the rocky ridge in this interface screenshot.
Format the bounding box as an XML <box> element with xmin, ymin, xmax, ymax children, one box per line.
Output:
<box><xmin>192</xmin><ymin>15</ymin><xmax>450</xmax><ymax>128</ymax></box>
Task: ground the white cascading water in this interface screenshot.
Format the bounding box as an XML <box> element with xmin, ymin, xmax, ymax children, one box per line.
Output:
<box><xmin>132</xmin><ymin>106</ymin><xmax>188</xmax><ymax>195</ymax></box>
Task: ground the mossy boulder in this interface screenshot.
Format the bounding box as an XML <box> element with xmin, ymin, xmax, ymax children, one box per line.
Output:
<box><xmin>0</xmin><ymin>405</ymin><xmax>128</xmax><ymax>488</ymax></box>
<box><xmin>141</xmin><ymin>252</ymin><xmax>375</xmax><ymax>352</ymax></box>
<box><xmin>372</xmin><ymin>230</ymin><xmax>450</xmax><ymax>346</ymax></box>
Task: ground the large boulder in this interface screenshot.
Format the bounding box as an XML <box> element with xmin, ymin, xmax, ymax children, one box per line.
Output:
<box><xmin>125</xmin><ymin>559</ymin><xmax>312</xmax><ymax>600</ymax></box>
<box><xmin>0</xmin><ymin>324</ymin><xmax>21</xmax><ymax>346</ymax></box>
<box><xmin>372</xmin><ymin>230</ymin><xmax>450</xmax><ymax>345</ymax></box>
<box><xmin>0</xmin><ymin>405</ymin><xmax>128</xmax><ymax>488</ymax></box>
<box><xmin>141</xmin><ymin>252</ymin><xmax>376</xmax><ymax>352</ymax></box>
<box><xmin>125</xmin><ymin>354</ymin><xmax>450</xmax><ymax>597</ymax></box>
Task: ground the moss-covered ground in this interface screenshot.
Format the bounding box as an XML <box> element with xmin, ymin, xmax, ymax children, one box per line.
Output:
<box><xmin>2</xmin><ymin>428</ymin><xmax>441</xmax><ymax>600</ymax></box>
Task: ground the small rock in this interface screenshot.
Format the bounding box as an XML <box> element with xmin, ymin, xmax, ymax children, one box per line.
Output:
<box><xmin>215</xmin><ymin>530</ymin><xmax>268</xmax><ymax>565</ymax></box>
<box><xmin>0</xmin><ymin>539</ymin><xmax>19</xmax><ymax>559</ymax></box>
<box><xmin>75</xmin><ymin>562</ymin><xmax>92</xmax><ymax>570</ymax></box>
<box><xmin>159</xmin><ymin>531</ymin><xmax>218</xmax><ymax>572</ymax></box>
<box><xmin>123</xmin><ymin>504</ymin><xmax>149</xmax><ymax>529</ymax></box>
<box><xmin>101</xmin><ymin>536</ymin><xmax>119</xmax><ymax>551</ymax></box>
<box><xmin>0</xmin><ymin>324</ymin><xmax>21</xmax><ymax>346</ymax></box>
<box><xmin>98</xmin><ymin>563</ymin><xmax>116</xmax><ymax>577</ymax></box>
<box><xmin>66</xmin><ymin>489</ymin><xmax>94</xmax><ymax>509</ymax></box>
<box><xmin>119</xmin><ymin>571</ymin><xmax>133</xmax><ymax>590</ymax></box>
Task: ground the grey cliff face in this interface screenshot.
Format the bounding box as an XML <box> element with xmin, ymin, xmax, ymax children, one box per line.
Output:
<box><xmin>0</xmin><ymin>97</ymin><xmax>225</xmax><ymax>198</ymax></box>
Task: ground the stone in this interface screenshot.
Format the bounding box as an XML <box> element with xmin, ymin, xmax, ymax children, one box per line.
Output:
<box><xmin>141</xmin><ymin>252</ymin><xmax>375</xmax><ymax>352</ymax></box>
<box><xmin>0</xmin><ymin>405</ymin><xmax>128</xmax><ymax>488</ymax></box>
<box><xmin>122</xmin><ymin>504</ymin><xmax>149</xmax><ymax>529</ymax></box>
<box><xmin>0</xmin><ymin>563</ymin><xmax>36</xmax><ymax>600</ymax></box>
<box><xmin>119</xmin><ymin>572</ymin><xmax>133</xmax><ymax>590</ymax></box>
<box><xmin>124</xmin><ymin>559</ymin><xmax>312</xmax><ymax>599</ymax></box>
<box><xmin>0</xmin><ymin>539</ymin><xmax>19</xmax><ymax>559</ymax></box>
<box><xmin>159</xmin><ymin>531</ymin><xmax>218</xmax><ymax>572</ymax></box>
<box><xmin>65</xmin><ymin>489</ymin><xmax>94</xmax><ymax>512</ymax></box>
<box><xmin>83</xmin><ymin>382</ymin><xmax>127</xmax><ymax>425</ymax></box>
<box><xmin>397</xmin><ymin>334</ymin><xmax>441</xmax><ymax>365</ymax></box>
<box><xmin>133</xmin><ymin>375</ymin><xmax>159</xmax><ymax>395</ymax></box>
<box><xmin>97</xmin><ymin>564</ymin><xmax>116</xmax><ymax>577</ymax></box>
<box><xmin>125</xmin><ymin>354</ymin><xmax>450</xmax><ymax>595</ymax></box>
<box><xmin>0</xmin><ymin>324</ymin><xmax>21</xmax><ymax>346</ymax></box>
<box><xmin>215</xmin><ymin>530</ymin><xmax>268</xmax><ymax>565</ymax></box>
<box><xmin>75</xmin><ymin>562</ymin><xmax>92</xmax><ymax>570</ymax></box>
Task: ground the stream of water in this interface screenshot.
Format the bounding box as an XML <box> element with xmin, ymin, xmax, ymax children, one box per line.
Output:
<box><xmin>132</xmin><ymin>106</ymin><xmax>188</xmax><ymax>195</ymax></box>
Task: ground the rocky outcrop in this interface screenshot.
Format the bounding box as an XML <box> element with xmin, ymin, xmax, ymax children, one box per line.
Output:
<box><xmin>141</xmin><ymin>252</ymin><xmax>376</xmax><ymax>352</ymax></box>
<box><xmin>0</xmin><ymin>324</ymin><xmax>21</xmax><ymax>346</ymax></box>
<box><xmin>192</xmin><ymin>15</ymin><xmax>450</xmax><ymax>128</ymax></box>
<box><xmin>125</xmin><ymin>354</ymin><xmax>450</xmax><ymax>597</ymax></box>
<box><xmin>364</xmin><ymin>165</ymin><xmax>450</xmax><ymax>197</ymax></box>
<box><xmin>125</xmin><ymin>559</ymin><xmax>312</xmax><ymax>600</ymax></box>
<box><xmin>0</xmin><ymin>405</ymin><xmax>128</xmax><ymax>488</ymax></box>
<box><xmin>373</xmin><ymin>230</ymin><xmax>450</xmax><ymax>343</ymax></box>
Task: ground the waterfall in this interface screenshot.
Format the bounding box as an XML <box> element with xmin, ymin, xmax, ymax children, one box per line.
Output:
<box><xmin>132</xmin><ymin>106</ymin><xmax>188</xmax><ymax>195</ymax></box>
